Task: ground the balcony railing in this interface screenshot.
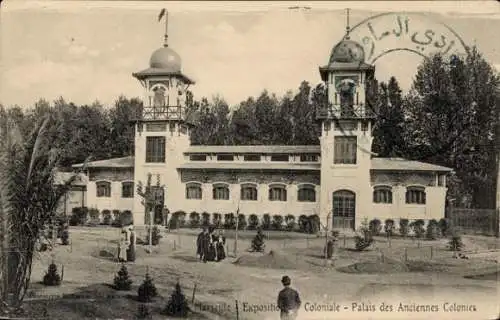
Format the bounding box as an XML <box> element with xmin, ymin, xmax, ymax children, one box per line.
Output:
<box><xmin>142</xmin><ymin>106</ymin><xmax>186</xmax><ymax>121</ymax></box>
<box><xmin>316</xmin><ymin>104</ymin><xmax>376</xmax><ymax>120</ymax></box>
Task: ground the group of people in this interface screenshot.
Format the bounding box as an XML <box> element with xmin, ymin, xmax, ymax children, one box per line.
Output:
<box><xmin>118</xmin><ymin>225</ymin><xmax>136</xmax><ymax>262</ymax></box>
<box><xmin>196</xmin><ymin>227</ymin><xmax>226</xmax><ymax>262</ymax></box>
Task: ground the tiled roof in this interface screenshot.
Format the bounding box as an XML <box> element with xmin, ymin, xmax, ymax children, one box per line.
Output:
<box><xmin>184</xmin><ymin>145</ymin><xmax>321</xmax><ymax>154</ymax></box>
<box><xmin>371</xmin><ymin>158</ymin><xmax>453</xmax><ymax>172</ymax></box>
<box><xmin>72</xmin><ymin>156</ymin><xmax>134</xmax><ymax>168</ymax></box>
<box><xmin>178</xmin><ymin>162</ymin><xmax>321</xmax><ymax>171</ymax></box>
<box><xmin>69</xmin><ymin>155</ymin><xmax>452</xmax><ymax>172</ymax></box>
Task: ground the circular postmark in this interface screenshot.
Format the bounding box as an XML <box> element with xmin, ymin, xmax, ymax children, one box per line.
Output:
<box><xmin>325</xmin><ymin>11</ymin><xmax>470</xmax><ymax>158</ymax></box>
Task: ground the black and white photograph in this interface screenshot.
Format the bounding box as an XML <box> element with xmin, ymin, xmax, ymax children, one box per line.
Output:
<box><xmin>0</xmin><ymin>1</ymin><xmax>499</xmax><ymax>319</ymax></box>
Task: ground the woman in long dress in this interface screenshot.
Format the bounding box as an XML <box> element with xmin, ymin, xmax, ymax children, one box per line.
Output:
<box><xmin>206</xmin><ymin>232</ymin><xmax>217</xmax><ymax>262</ymax></box>
<box><xmin>216</xmin><ymin>230</ymin><xmax>226</xmax><ymax>261</ymax></box>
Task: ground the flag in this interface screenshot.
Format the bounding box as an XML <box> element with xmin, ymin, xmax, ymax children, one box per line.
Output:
<box><xmin>158</xmin><ymin>8</ymin><xmax>166</xmax><ymax>22</ymax></box>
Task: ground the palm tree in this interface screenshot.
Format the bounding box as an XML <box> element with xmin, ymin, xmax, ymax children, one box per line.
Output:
<box><xmin>0</xmin><ymin>113</ymin><xmax>86</xmax><ymax>312</ymax></box>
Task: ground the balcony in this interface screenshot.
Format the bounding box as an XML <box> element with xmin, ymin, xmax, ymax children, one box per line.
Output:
<box><xmin>316</xmin><ymin>103</ymin><xmax>376</xmax><ymax>120</ymax></box>
<box><xmin>141</xmin><ymin>106</ymin><xmax>186</xmax><ymax>121</ymax></box>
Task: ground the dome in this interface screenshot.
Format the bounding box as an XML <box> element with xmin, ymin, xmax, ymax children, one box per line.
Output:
<box><xmin>329</xmin><ymin>39</ymin><xmax>365</xmax><ymax>64</ymax></box>
<box><xmin>149</xmin><ymin>46</ymin><xmax>182</xmax><ymax>72</ymax></box>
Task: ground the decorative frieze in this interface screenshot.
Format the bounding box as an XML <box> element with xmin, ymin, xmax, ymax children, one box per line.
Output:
<box><xmin>89</xmin><ymin>168</ymin><xmax>134</xmax><ymax>182</ymax></box>
<box><xmin>180</xmin><ymin>170</ymin><xmax>320</xmax><ymax>185</ymax></box>
<box><xmin>370</xmin><ymin>171</ymin><xmax>436</xmax><ymax>187</ymax></box>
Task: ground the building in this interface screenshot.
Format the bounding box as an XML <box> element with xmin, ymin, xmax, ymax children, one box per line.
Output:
<box><xmin>71</xmin><ymin>16</ymin><xmax>452</xmax><ymax>231</ymax></box>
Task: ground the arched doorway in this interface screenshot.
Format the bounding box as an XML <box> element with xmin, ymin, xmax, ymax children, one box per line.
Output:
<box><xmin>332</xmin><ymin>190</ymin><xmax>356</xmax><ymax>230</ymax></box>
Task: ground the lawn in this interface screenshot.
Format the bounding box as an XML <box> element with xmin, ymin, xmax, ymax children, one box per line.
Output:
<box><xmin>19</xmin><ymin>226</ymin><xmax>500</xmax><ymax>320</ymax></box>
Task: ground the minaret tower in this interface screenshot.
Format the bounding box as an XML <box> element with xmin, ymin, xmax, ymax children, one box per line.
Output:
<box><xmin>317</xmin><ymin>9</ymin><xmax>377</xmax><ymax>232</ymax></box>
<box><xmin>132</xmin><ymin>9</ymin><xmax>195</xmax><ymax>225</ymax></box>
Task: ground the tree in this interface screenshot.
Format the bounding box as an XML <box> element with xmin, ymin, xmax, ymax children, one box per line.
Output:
<box><xmin>403</xmin><ymin>48</ymin><xmax>499</xmax><ymax>208</ymax></box>
<box><xmin>163</xmin><ymin>281</ymin><xmax>190</xmax><ymax>317</ymax></box>
<box><xmin>136</xmin><ymin>173</ymin><xmax>164</xmax><ymax>248</ymax></box>
<box><xmin>108</xmin><ymin>96</ymin><xmax>142</xmax><ymax>157</ymax></box>
<box><xmin>0</xmin><ymin>113</ymin><xmax>86</xmax><ymax>311</ymax></box>
<box><xmin>372</xmin><ymin>77</ymin><xmax>405</xmax><ymax>157</ymax></box>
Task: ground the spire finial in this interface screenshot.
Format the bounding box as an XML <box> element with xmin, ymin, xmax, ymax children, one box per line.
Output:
<box><xmin>158</xmin><ymin>8</ymin><xmax>168</xmax><ymax>47</ymax></box>
<box><xmin>345</xmin><ymin>8</ymin><xmax>351</xmax><ymax>40</ymax></box>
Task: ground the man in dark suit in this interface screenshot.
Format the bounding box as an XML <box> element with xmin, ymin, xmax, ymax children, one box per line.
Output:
<box><xmin>277</xmin><ymin>275</ymin><xmax>301</xmax><ymax>320</ymax></box>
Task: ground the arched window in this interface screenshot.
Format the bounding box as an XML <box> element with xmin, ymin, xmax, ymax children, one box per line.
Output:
<box><xmin>269</xmin><ymin>184</ymin><xmax>287</xmax><ymax>202</ymax></box>
<box><xmin>337</xmin><ymin>79</ymin><xmax>356</xmax><ymax>117</ymax></box>
<box><xmin>96</xmin><ymin>181</ymin><xmax>111</xmax><ymax>198</ymax></box>
<box><xmin>406</xmin><ymin>186</ymin><xmax>426</xmax><ymax>204</ymax></box>
<box><xmin>373</xmin><ymin>186</ymin><xmax>392</xmax><ymax>204</ymax></box>
<box><xmin>332</xmin><ymin>190</ymin><xmax>355</xmax><ymax>217</ymax></box>
<box><xmin>186</xmin><ymin>182</ymin><xmax>202</xmax><ymax>200</ymax></box>
<box><xmin>297</xmin><ymin>184</ymin><xmax>316</xmax><ymax>202</ymax></box>
<box><xmin>213</xmin><ymin>183</ymin><xmax>230</xmax><ymax>200</ymax></box>
<box><xmin>241</xmin><ymin>184</ymin><xmax>258</xmax><ymax>201</ymax></box>
<box><xmin>121</xmin><ymin>181</ymin><xmax>134</xmax><ymax>198</ymax></box>
<box><xmin>152</xmin><ymin>85</ymin><xmax>167</xmax><ymax>107</ymax></box>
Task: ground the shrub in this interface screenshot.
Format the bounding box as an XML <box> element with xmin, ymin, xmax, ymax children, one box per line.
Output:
<box><xmin>410</xmin><ymin>219</ymin><xmax>425</xmax><ymax>238</ymax></box>
<box><xmin>324</xmin><ymin>240</ymin><xmax>335</xmax><ymax>259</ymax></box>
<box><xmin>163</xmin><ymin>281</ymin><xmax>190</xmax><ymax>318</ymax></box>
<box><xmin>177</xmin><ymin>211</ymin><xmax>187</xmax><ymax>228</ymax></box>
<box><xmin>137</xmin><ymin>304</ymin><xmax>152</xmax><ymax>320</ymax></box>
<box><xmin>89</xmin><ymin>208</ymin><xmax>100</xmax><ymax>224</ymax></box>
<box><xmin>271</xmin><ymin>215</ymin><xmax>284</xmax><ymax>231</ymax></box>
<box><xmin>189</xmin><ymin>212</ymin><xmax>200</xmax><ymax>229</ymax></box>
<box><xmin>102</xmin><ymin>210</ymin><xmax>112</xmax><ymax>225</ymax></box>
<box><xmin>247</xmin><ymin>214</ymin><xmax>259</xmax><ymax>230</ymax></box>
<box><xmin>223</xmin><ymin>213</ymin><xmax>236</xmax><ymax>229</ymax></box>
<box><xmin>112</xmin><ymin>209</ymin><xmax>122</xmax><ymax>227</ymax></box>
<box><xmin>448</xmin><ymin>233</ymin><xmax>464</xmax><ymax>252</ymax></box>
<box><xmin>237</xmin><ymin>214</ymin><xmax>247</xmax><ymax>230</ymax></box>
<box><xmin>251</xmin><ymin>228</ymin><xmax>265</xmax><ymax>252</ymax></box>
<box><xmin>43</xmin><ymin>262</ymin><xmax>61</xmax><ymax>286</ymax></box>
<box><xmin>113</xmin><ymin>264</ymin><xmax>132</xmax><ymax>291</ymax></box>
<box><xmin>426</xmin><ymin>219</ymin><xmax>439</xmax><ymax>240</ymax></box>
<box><xmin>70</xmin><ymin>207</ymin><xmax>88</xmax><ymax>226</ymax></box>
<box><xmin>212</xmin><ymin>213</ymin><xmax>222</xmax><ymax>228</ymax></box>
<box><xmin>354</xmin><ymin>222</ymin><xmax>374</xmax><ymax>251</ymax></box>
<box><xmin>146</xmin><ymin>226</ymin><xmax>162</xmax><ymax>245</ymax></box>
<box><xmin>308</xmin><ymin>214</ymin><xmax>320</xmax><ymax>234</ymax></box>
<box><xmin>201</xmin><ymin>212</ymin><xmax>210</xmax><ymax>227</ymax></box>
<box><xmin>285</xmin><ymin>215</ymin><xmax>296</xmax><ymax>231</ymax></box>
<box><xmin>61</xmin><ymin>228</ymin><xmax>70</xmax><ymax>245</ymax></box>
<box><xmin>384</xmin><ymin>219</ymin><xmax>395</xmax><ymax>237</ymax></box>
<box><xmin>399</xmin><ymin>218</ymin><xmax>409</xmax><ymax>237</ymax></box>
<box><xmin>120</xmin><ymin>210</ymin><xmax>134</xmax><ymax>227</ymax></box>
<box><xmin>137</xmin><ymin>273</ymin><xmax>158</xmax><ymax>302</ymax></box>
<box><xmin>262</xmin><ymin>214</ymin><xmax>271</xmax><ymax>230</ymax></box>
<box><xmin>369</xmin><ymin>219</ymin><xmax>382</xmax><ymax>236</ymax></box>
<box><xmin>168</xmin><ymin>211</ymin><xmax>182</xmax><ymax>229</ymax></box>
<box><xmin>298</xmin><ymin>215</ymin><xmax>309</xmax><ymax>233</ymax></box>
<box><xmin>438</xmin><ymin>218</ymin><xmax>450</xmax><ymax>237</ymax></box>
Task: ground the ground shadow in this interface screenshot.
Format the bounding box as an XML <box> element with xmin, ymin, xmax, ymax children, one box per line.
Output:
<box><xmin>170</xmin><ymin>255</ymin><xmax>200</xmax><ymax>263</ymax></box>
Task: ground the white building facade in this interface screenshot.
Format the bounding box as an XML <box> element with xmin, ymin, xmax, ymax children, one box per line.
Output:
<box><xmin>72</xmin><ymin>21</ymin><xmax>452</xmax><ymax>232</ymax></box>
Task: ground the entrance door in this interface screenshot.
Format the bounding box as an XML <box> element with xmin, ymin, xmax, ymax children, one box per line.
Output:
<box><xmin>332</xmin><ymin>190</ymin><xmax>356</xmax><ymax>230</ymax></box>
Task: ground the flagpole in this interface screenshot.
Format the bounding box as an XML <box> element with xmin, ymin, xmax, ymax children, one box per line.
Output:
<box><xmin>164</xmin><ymin>9</ymin><xmax>168</xmax><ymax>47</ymax></box>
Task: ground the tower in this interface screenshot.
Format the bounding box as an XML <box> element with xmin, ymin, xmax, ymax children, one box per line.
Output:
<box><xmin>317</xmin><ymin>9</ymin><xmax>377</xmax><ymax>231</ymax></box>
<box><xmin>131</xmin><ymin>10</ymin><xmax>195</xmax><ymax>225</ymax></box>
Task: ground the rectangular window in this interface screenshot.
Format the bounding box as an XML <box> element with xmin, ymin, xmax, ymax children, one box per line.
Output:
<box><xmin>300</xmin><ymin>154</ymin><xmax>319</xmax><ymax>162</ymax></box>
<box><xmin>243</xmin><ymin>154</ymin><xmax>261</xmax><ymax>161</ymax></box>
<box><xmin>437</xmin><ymin>175</ymin><xmax>446</xmax><ymax>187</ymax></box>
<box><xmin>189</xmin><ymin>154</ymin><xmax>207</xmax><ymax>161</ymax></box>
<box><xmin>121</xmin><ymin>182</ymin><xmax>134</xmax><ymax>198</ymax></box>
<box><xmin>270</xmin><ymin>154</ymin><xmax>289</xmax><ymax>162</ymax></box>
<box><xmin>269</xmin><ymin>186</ymin><xmax>287</xmax><ymax>201</ymax></box>
<box><xmin>217</xmin><ymin>154</ymin><xmax>234</xmax><ymax>161</ymax></box>
<box><xmin>145</xmin><ymin>136</ymin><xmax>166</xmax><ymax>163</ymax></box>
<box><xmin>96</xmin><ymin>182</ymin><xmax>111</xmax><ymax>198</ymax></box>
<box><xmin>334</xmin><ymin>136</ymin><xmax>357</xmax><ymax>164</ymax></box>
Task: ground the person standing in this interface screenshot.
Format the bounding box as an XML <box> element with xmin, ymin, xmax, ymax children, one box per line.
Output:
<box><xmin>277</xmin><ymin>275</ymin><xmax>301</xmax><ymax>320</ymax></box>
<box><xmin>216</xmin><ymin>229</ymin><xmax>226</xmax><ymax>261</ymax></box>
<box><xmin>201</xmin><ymin>228</ymin><xmax>211</xmax><ymax>263</ymax></box>
<box><xmin>196</xmin><ymin>228</ymin><xmax>206</xmax><ymax>260</ymax></box>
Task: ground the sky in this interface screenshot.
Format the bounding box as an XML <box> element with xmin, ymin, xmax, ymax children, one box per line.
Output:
<box><xmin>1</xmin><ymin>1</ymin><xmax>500</xmax><ymax>109</ymax></box>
